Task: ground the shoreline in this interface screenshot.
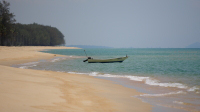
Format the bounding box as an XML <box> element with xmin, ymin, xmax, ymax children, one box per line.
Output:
<box><xmin>0</xmin><ymin>46</ymin><xmax>152</xmax><ymax>112</ymax></box>
<box><xmin>0</xmin><ymin>46</ymin><xmax>80</xmax><ymax>66</ymax></box>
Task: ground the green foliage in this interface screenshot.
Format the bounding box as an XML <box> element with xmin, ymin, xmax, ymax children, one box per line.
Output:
<box><xmin>13</xmin><ymin>23</ymin><xmax>65</xmax><ymax>46</ymax></box>
<box><xmin>0</xmin><ymin>0</ymin><xmax>16</xmax><ymax>45</ymax></box>
<box><xmin>0</xmin><ymin>0</ymin><xmax>65</xmax><ymax>46</ymax></box>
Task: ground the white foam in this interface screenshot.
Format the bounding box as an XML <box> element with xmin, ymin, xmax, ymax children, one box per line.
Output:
<box><xmin>21</xmin><ymin>62</ymin><xmax>39</xmax><ymax>65</ymax></box>
<box><xmin>68</xmin><ymin>72</ymin><xmax>75</xmax><ymax>74</ymax></box>
<box><xmin>126</xmin><ymin>75</ymin><xmax>149</xmax><ymax>81</ymax></box>
<box><xmin>89</xmin><ymin>72</ymin><xmax>99</xmax><ymax>76</ymax></box>
<box><xmin>100</xmin><ymin>74</ymin><xmax>119</xmax><ymax>78</ymax></box>
<box><xmin>19</xmin><ymin>66</ymin><xmax>27</xmax><ymax>69</ymax></box>
<box><xmin>57</xmin><ymin>71</ymin><xmax>65</xmax><ymax>73</ymax></box>
<box><xmin>51</xmin><ymin>57</ymin><xmax>67</xmax><ymax>62</ymax></box>
<box><xmin>68</xmin><ymin>72</ymin><xmax>88</xmax><ymax>75</ymax></box>
<box><xmin>18</xmin><ymin>62</ymin><xmax>38</xmax><ymax>69</ymax></box>
<box><xmin>51</xmin><ymin>58</ymin><xmax>60</xmax><ymax>62</ymax></box>
<box><xmin>145</xmin><ymin>78</ymin><xmax>188</xmax><ymax>89</ymax></box>
<box><xmin>173</xmin><ymin>101</ymin><xmax>184</xmax><ymax>105</ymax></box>
<box><xmin>187</xmin><ymin>86</ymin><xmax>199</xmax><ymax>92</ymax></box>
<box><xmin>100</xmin><ymin>74</ymin><xmax>188</xmax><ymax>89</ymax></box>
<box><xmin>66</xmin><ymin>72</ymin><xmax>188</xmax><ymax>89</ymax></box>
<box><xmin>139</xmin><ymin>91</ymin><xmax>186</xmax><ymax>97</ymax></box>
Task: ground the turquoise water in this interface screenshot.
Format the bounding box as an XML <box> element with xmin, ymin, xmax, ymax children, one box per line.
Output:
<box><xmin>42</xmin><ymin>48</ymin><xmax>200</xmax><ymax>86</ymax></box>
<box><xmin>16</xmin><ymin>48</ymin><xmax>200</xmax><ymax>112</ymax></box>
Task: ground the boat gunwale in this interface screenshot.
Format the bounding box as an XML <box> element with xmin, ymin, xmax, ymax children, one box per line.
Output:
<box><xmin>87</xmin><ymin>56</ymin><xmax>128</xmax><ymax>63</ymax></box>
<box><xmin>89</xmin><ymin>56</ymin><xmax>128</xmax><ymax>61</ymax></box>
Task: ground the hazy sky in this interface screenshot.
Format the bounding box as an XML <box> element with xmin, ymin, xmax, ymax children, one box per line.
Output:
<box><xmin>7</xmin><ymin>0</ymin><xmax>200</xmax><ymax>48</ymax></box>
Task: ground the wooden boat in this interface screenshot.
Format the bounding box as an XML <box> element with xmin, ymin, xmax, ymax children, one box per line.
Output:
<box><xmin>84</xmin><ymin>56</ymin><xmax>128</xmax><ymax>63</ymax></box>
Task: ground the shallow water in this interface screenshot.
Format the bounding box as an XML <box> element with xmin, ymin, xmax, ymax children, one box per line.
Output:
<box><xmin>14</xmin><ymin>48</ymin><xmax>200</xmax><ymax>112</ymax></box>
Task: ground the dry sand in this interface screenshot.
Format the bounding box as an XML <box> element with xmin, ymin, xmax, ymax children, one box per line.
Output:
<box><xmin>0</xmin><ymin>46</ymin><xmax>79</xmax><ymax>66</ymax></box>
<box><xmin>0</xmin><ymin>46</ymin><xmax>152</xmax><ymax>112</ymax></box>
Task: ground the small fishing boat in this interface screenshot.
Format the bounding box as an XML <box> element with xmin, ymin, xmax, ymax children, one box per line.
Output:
<box><xmin>83</xmin><ymin>50</ymin><xmax>128</xmax><ymax>63</ymax></box>
<box><xmin>87</xmin><ymin>56</ymin><xmax>128</xmax><ymax>63</ymax></box>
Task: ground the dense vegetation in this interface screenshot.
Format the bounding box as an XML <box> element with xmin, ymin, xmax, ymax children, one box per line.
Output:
<box><xmin>11</xmin><ymin>23</ymin><xmax>65</xmax><ymax>46</ymax></box>
<box><xmin>0</xmin><ymin>0</ymin><xmax>65</xmax><ymax>46</ymax></box>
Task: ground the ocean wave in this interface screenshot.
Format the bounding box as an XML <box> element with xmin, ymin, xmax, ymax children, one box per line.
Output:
<box><xmin>21</xmin><ymin>62</ymin><xmax>39</xmax><ymax>65</ymax></box>
<box><xmin>89</xmin><ymin>72</ymin><xmax>99</xmax><ymax>76</ymax></box>
<box><xmin>67</xmin><ymin>71</ymin><xmax>189</xmax><ymax>89</ymax></box>
<box><xmin>50</xmin><ymin>56</ymin><xmax>81</xmax><ymax>62</ymax></box>
<box><xmin>139</xmin><ymin>91</ymin><xmax>186</xmax><ymax>97</ymax></box>
<box><xmin>19</xmin><ymin>65</ymin><xmax>37</xmax><ymax>69</ymax></box>
<box><xmin>99</xmin><ymin>74</ymin><xmax>188</xmax><ymax>89</ymax></box>
<box><xmin>51</xmin><ymin>57</ymin><xmax>67</xmax><ymax>62</ymax></box>
<box><xmin>57</xmin><ymin>71</ymin><xmax>65</xmax><ymax>73</ymax></box>
<box><xmin>68</xmin><ymin>72</ymin><xmax>88</xmax><ymax>75</ymax></box>
<box><xmin>173</xmin><ymin>101</ymin><xmax>184</xmax><ymax>105</ymax></box>
<box><xmin>126</xmin><ymin>75</ymin><xmax>150</xmax><ymax>81</ymax></box>
<box><xmin>145</xmin><ymin>78</ymin><xmax>188</xmax><ymax>89</ymax></box>
<box><xmin>18</xmin><ymin>62</ymin><xmax>39</xmax><ymax>69</ymax></box>
<box><xmin>19</xmin><ymin>66</ymin><xmax>27</xmax><ymax>69</ymax></box>
<box><xmin>187</xmin><ymin>86</ymin><xmax>199</xmax><ymax>92</ymax></box>
<box><xmin>51</xmin><ymin>58</ymin><xmax>60</xmax><ymax>62</ymax></box>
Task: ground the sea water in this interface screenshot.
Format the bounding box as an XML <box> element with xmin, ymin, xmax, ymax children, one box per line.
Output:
<box><xmin>14</xmin><ymin>48</ymin><xmax>200</xmax><ymax>112</ymax></box>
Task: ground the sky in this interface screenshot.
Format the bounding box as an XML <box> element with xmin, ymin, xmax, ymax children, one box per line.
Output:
<box><xmin>6</xmin><ymin>0</ymin><xmax>200</xmax><ymax>48</ymax></box>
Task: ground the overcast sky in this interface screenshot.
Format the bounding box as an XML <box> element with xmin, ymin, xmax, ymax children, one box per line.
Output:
<box><xmin>7</xmin><ymin>0</ymin><xmax>200</xmax><ymax>48</ymax></box>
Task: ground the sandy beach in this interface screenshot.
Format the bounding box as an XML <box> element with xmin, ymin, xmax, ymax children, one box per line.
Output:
<box><xmin>0</xmin><ymin>46</ymin><xmax>152</xmax><ymax>112</ymax></box>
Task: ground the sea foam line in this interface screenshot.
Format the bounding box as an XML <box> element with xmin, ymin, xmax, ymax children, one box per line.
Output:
<box><xmin>145</xmin><ymin>78</ymin><xmax>188</xmax><ymax>89</ymax></box>
<box><xmin>67</xmin><ymin>72</ymin><xmax>198</xmax><ymax>90</ymax></box>
<box><xmin>50</xmin><ymin>56</ymin><xmax>82</xmax><ymax>63</ymax></box>
<box><xmin>187</xmin><ymin>86</ymin><xmax>199</xmax><ymax>92</ymax></box>
<box><xmin>51</xmin><ymin>57</ymin><xmax>68</xmax><ymax>62</ymax></box>
<box><xmin>18</xmin><ymin>62</ymin><xmax>39</xmax><ymax>69</ymax></box>
<box><xmin>68</xmin><ymin>72</ymin><xmax>88</xmax><ymax>75</ymax></box>
<box><xmin>19</xmin><ymin>65</ymin><xmax>37</xmax><ymax>69</ymax></box>
<box><xmin>173</xmin><ymin>101</ymin><xmax>184</xmax><ymax>105</ymax></box>
<box><xmin>139</xmin><ymin>91</ymin><xmax>186</xmax><ymax>97</ymax></box>
<box><xmin>99</xmin><ymin>74</ymin><xmax>188</xmax><ymax>89</ymax></box>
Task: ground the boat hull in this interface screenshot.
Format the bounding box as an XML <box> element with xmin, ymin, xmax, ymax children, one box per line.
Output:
<box><xmin>87</xmin><ymin>56</ymin><xmax>128</xmax><ymax>63</ymax></box>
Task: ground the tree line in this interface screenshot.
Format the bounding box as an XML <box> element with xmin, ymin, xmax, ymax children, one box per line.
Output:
<box><xmin>0</xmin><ymin>0</ymin><xmax>65</xmax><ymax>46</ymax></box>
<box><xmin>11</xmin><ymin>23</ymin><xmax>65</xmax><ymax>46</ymax></box>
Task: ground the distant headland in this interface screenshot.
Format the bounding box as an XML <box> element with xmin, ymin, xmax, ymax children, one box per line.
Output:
<box><xmin>66</xmin><ymin>45</ymin><xmax>113</xmax><ymax>49</ymax></box>
<box><xmin>186</xmin><ymin>42</ymin><xmax>200</xmax><ymax>48</ymax></box>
